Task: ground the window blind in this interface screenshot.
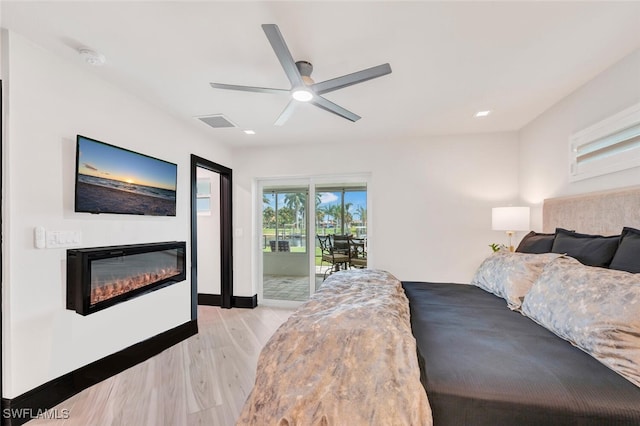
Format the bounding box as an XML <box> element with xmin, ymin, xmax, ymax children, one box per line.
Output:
<box><xmin>570</xmin><ymin>102</ymin><xmax>640</xmax><ymax>181</ymax></box>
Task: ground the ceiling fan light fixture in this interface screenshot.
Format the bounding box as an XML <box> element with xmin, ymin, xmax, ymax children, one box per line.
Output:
<box><xmin>209</xmin><ymin>25</ymin><xmax>392</xmax><ymax>124</ymax></box>
<box><xmin>292</xmin><ymin>89</ymin><xmax>313</xmax><ymax>102</ymax></box>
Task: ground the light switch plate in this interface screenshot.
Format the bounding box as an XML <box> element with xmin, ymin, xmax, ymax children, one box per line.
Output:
<box><xmin>34</xmin><ymin>226</ymin><xmax>46</xmax><ymax>249</ymax></box>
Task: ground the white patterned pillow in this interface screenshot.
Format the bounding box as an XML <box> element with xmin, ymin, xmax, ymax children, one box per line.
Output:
<box><xmin>522</xmin><ymin>257</ymin><xmax>640</xmax><ymax>388</ymax></box>
<box><xmin>471</xmin><ymin>251</ymin><xmax>562</xmax><ymax>310</ymax></box>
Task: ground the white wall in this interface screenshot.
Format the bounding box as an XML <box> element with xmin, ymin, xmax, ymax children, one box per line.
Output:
<box><xmin>1</xmin><ymin>31</ymin><xmax>231</xmax><ymax>397</ymax></box>
<box><xmin>519</xmin><ymin>49</ymin><xmax>640</xmax><ymax>230</ymax></box>
<box><xmin>233</xmin><ymin>132</ymin><xmax>520</xmax><ymax>297</ymax></box>
<box><xmin>0</xmin><ymin>30</ymin><xmax>4</xmax><ymax>78</ymax></box>
<box><xmin>196</xmin><ymin>168</ymin><xmax>221</xmax><ymax>294</ymax></box>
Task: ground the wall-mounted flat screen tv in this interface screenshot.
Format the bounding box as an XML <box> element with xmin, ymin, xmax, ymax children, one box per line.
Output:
<box><xmin>75</xmin><ymin>135</ymin><xmax>177</xmax><ymax>216</ymax></box>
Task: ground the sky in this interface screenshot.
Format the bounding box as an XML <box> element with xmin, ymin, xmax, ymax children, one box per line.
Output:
<box><xmin>77</xmin><ymin>136</ymin><xmax>177</xmax><ymax>190</ymax></box>
<box><xmin>324</xmin><ymin>191</ymin><xmax>367</xmax><ymax>213</ymax></box>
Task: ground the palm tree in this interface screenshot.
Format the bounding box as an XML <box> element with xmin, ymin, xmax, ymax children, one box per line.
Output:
<box><xmin>277</xmin><ymin>207</ymin><xmax>294</xmax><ymax>230</ymax></box>
<box><xmin>284</xmin><ymin>192</ymin><xmax>306</xmax><ymax>231</ymax></box>
<box><xmin>262</xmin><ymin>206</ymin><xmax>275</xmax><ymax>228</ymax></box>
<box><xmin>327</xmin><ymin>204</ymin><xmax>342</xmax><ymax>233</ymax></box>
<box><xmin>356</xmin><ymin>205</ymin><xmax>367</xmax><ymax>223</ymax></box>
<box><xmin>353</xmin><ymin>205</ymin><xmax>367</xmax><ymax>237</ymax></box>
<box><xmin>343</xmin><ymin>202</ymin><xmax>353</xmax><ymax>233</ymax></box>
<box><xmin>316</xmin><ymin>205</ymin><xmax>330</xmax><ymax>234</ymax></box>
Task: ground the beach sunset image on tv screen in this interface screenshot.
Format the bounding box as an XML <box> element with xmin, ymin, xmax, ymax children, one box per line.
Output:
<box><xmin>75</xmin><ymin>135</ymin><xmax>177</xmax><ymax>216</ymax></box>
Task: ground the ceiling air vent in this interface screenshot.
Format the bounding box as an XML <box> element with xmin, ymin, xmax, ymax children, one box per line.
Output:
<box><xmin>196</xmin><ymin>114</ymin><xmax>237</xmax><ymax>129</ymax></box>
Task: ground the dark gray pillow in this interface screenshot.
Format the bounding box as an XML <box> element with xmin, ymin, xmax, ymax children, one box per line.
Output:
<box><xmin>551</xmin><ymin>228</ymin><xmax>620</xmax><ymax>268</ymax></box>
<box><xmin>516</xmin><ymin>231</ymin><xmax>555</xmax><ymax>254</ymax></box>
<box><xmin>609</xmin><ymin>227</ymin><xmax>640</xmax><ymax>273</ymax></box>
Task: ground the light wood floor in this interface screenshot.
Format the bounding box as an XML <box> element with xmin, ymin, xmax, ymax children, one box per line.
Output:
<box><xmin>27</xmin><ymin>306</ymin><xmax>295</xmax><ymax>426</ymax></box>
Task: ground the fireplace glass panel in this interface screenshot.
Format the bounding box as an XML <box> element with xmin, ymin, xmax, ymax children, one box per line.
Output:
<box><xmin>67</xmin><ymin>241</ymin><xmax>186</xmax><ymax>315</ymax></box>
<box><xmin>90</xmin><ymin>249</ymin><xmax>183</xmax><ymax>306</ymax></box>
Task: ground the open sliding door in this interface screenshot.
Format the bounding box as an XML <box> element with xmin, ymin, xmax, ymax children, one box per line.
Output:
<box><xmin>261</xmin><ymin>185</ymin><xmax>313</xmax><ymax>304</ymax></box>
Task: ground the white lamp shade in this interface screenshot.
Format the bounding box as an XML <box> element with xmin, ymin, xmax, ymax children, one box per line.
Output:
<box><xmin>492</xmin><ymin>207</ymin><xmax>530</xmax><ymax>231</ymax></box>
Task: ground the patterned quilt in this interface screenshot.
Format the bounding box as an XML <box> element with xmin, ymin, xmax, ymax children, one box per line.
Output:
<box><xmin>237</xmin><ymin>269</ymin><xmax>432</xmax><ymax>425</ymax></box>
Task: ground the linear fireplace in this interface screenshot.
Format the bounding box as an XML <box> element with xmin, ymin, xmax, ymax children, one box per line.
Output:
<box><xmin>67</xmin><ymin>241</ymin><xmax>186</xmax><ymax>315</ymax></box>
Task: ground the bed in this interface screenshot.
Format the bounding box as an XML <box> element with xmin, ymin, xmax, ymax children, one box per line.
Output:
<box><xmin>238</xmin><ymin>186</ymin><xmax>640</xmax><ymax>425</ymax></box>
<box><xmin>237</xmin><ymin>269</ymin><xmax>432</xmax><ymax>425</ymax></box>
<box><xmin>403</xmin><ymin>281</ymin><xmax>640</xmax><ymax>425</ymax></box>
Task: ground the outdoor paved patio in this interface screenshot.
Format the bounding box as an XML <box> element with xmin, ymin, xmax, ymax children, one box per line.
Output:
<box><xmin>263</xmin><ymin>267</ymin><xmax>330</xmax><ymax>302</ymax></box>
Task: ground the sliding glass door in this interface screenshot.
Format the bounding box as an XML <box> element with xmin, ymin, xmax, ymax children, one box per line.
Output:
<box><xmin>315</xmin><ymin>186</ymin><xmax>367</xmax><ymax>278</ymax></box>
<box><xmin>258</xmin><ymin>178</ymin><xmax>369</xmax><ymax>305</ymax></box>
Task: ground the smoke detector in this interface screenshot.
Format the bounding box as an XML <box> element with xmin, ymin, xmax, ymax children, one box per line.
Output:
<box><xmin>78</xmin><ymin>48</ymin><xmax>106</xmax><ymax>66</ymax></box>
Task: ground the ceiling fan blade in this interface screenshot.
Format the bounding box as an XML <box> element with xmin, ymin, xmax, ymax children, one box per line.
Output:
<box><xmin>311</xmin><ymin>96</ymin><xmax>361</xmax><ymax>122</ymax></box>
<box><xmin>274</xmin><ymin>100</ymin><xmax>297</xmax><ymax>126</ymax></box>
<box><xmin>210</xmin><ymin>82</ymin><xmax>288</xmax><ymax>94</ymax></box>
<box><xmin>312</xmin><ymin>63</ymin><xmax>392</xmax><ymax>95</ymax></box>
<box><xmin>261</xmin><ymin>24</ymin><xmax>304</xmax><ymax>87</ymax></box>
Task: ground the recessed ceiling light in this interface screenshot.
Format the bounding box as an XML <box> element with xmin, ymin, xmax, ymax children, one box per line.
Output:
<box><xmin>475</xmin><ymin>110</ymin><xmax>491</xmax><ymax>117</ymax></box>
<box><xmin>78</xmin><ymin>48</ymin><xmax>106</xmax><ymax>66</ymax></box>
<box><xmin>244</xmin><ymin>130</ymin><xmax>256</xmax><ymax>135</ymax></box>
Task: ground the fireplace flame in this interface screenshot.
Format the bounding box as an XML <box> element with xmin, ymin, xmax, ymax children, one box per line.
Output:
<box><xmin>91</xmin><ymin>267</ymin><xmax>181</xmax><ymax>305</ymax></box>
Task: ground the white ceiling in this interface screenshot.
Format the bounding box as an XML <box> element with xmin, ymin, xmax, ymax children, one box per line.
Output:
<box><xmin>2</xmin><ymin>1</ymin><xmax>640</xmax><ymax>147</ymax></box>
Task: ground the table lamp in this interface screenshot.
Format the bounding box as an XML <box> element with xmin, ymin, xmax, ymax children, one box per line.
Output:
<box><xmin>492</xmin><ymin>206</ymin><xmax>530</xmax><ymax>252</ymax></box>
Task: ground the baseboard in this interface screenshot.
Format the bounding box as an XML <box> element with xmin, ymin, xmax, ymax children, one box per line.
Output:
<box><xmin>232</xmin><ymin>294</ymin><xmax>258</xmax><ymax>308</ymax></box>
<box><xmin>198</xmin><ymin>293</ymin><xmax>257</xmax><ymax>309</ymax></box>
<box><xmin>198</xmin><ymin>293</ymin><xmax>222</xmax><ymax>306</ymax></box>
<box><xmin>1</xmin><ymin>320</ymin><xmax>197</xmax><ymax>426</ymax></box>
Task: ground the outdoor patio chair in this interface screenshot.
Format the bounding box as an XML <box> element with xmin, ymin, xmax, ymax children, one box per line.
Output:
<box><xmin>318</xmin><ymin>235</ymin><xmax>349</xmax><ymax>280</ymax></box>
<box><xmin>331</xmin><ymin>234</ymin><xmax>351</xmax><ymax>255</ymax></box>
<box><xmin>348</xmin><ymin>237</ymin><xmax>367</xmax><ymax>269</ymax></box>
<box><xmin>269</xmin><ymin>240</ymin><xmax>290</xmax><ymax>252</ymax></box>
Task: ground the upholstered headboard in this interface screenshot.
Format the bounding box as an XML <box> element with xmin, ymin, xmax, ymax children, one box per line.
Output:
<box><xmin>543</xmin><ymin>185</ymin><xmax>640</xmax><ymax>235</ymax></box>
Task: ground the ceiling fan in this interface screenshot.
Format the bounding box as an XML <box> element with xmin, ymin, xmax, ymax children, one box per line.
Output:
<box><xmin>210</xmin><ymin>24</ymin><xmax>392</xmax><ymax>125</ymax></box>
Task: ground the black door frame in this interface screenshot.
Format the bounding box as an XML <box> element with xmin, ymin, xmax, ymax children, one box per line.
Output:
<box><xmin>190</xmin><ymin>155</ymin><xmax>233</xmax><ymax>313</ymax></box>
<box><xmin>1</xmin><ymin>79</ymin><xmax>4</xmax><ymax>405</ymax></box>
